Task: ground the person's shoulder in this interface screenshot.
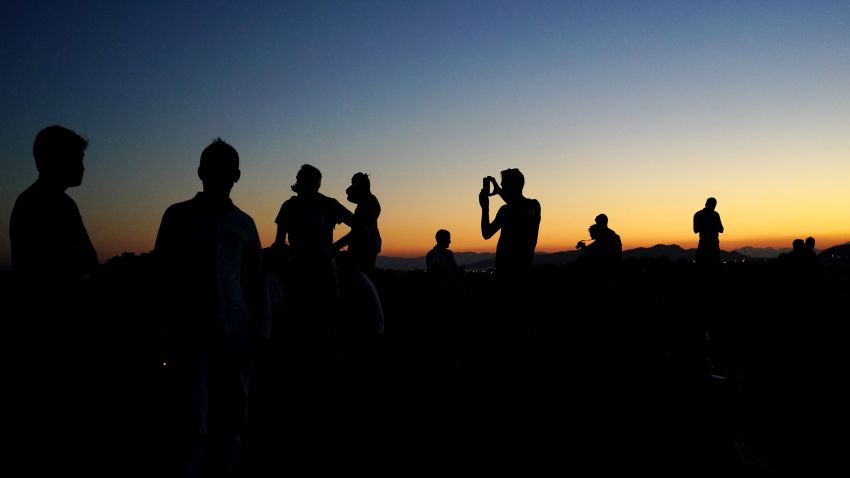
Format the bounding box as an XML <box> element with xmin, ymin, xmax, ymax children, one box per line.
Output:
<box><xmin>279</xmin><ymin>195</ymin><xmax>300</xmax><ymax>209</ymax></box>
<box><xmin>231</xmin><ymin>204</ymin><xmax>256</xmax><ymax>221</ymax></box>
<box><xmin>321</xmin><ymin>193</ymin><xmax>344</xmax><ymax>207</ymax></box>
<box><xmin>526</xmin><ymin>197</ymin><xmax>541</xmax><ymax>211</ymax></box>
<box><xmin>231</xmin><ymin>205</ymin><xmax>260</xmax><ymax>231</ymax></box>
<box><xmin>162</xmin><ymin>197</ymin><xmax>197</xmax><ymax>218</ymax></box>
<box><xmin>11</xmin><ymin>184</ymin><xmax>42</xmax><ymax>213</ymax></box>
<box><xmin>276</xmin><ymin>195</ymin><xmax>300</xmax><ymax>217</ymax></box>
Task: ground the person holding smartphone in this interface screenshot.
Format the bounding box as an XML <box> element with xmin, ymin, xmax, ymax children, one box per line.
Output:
<box><xmin>478</xmin><ymin>169</ymin><xmax>541</xmax><ymax>278</ymax></box>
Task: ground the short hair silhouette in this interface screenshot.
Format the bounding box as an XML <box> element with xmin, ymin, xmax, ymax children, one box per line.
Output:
<box><xmin>292</xmin><ymin>164</ymin><xmax>322</xmax><ymax>194</ymax></box>
<box><xmin>706</xmin><ymin>197</ymin><xmax>717</xmax><ymax>209</ymax></box>
<box><xmin>435</xmin><ymin>229</ymin><xmax>451</xmax><ymax>243</ymax></box>
<box><xmin>500</xmin><ymin>168</ymin><xmax>525</xmax><ymax>192</ymax></box>
<box><xmin>595</xmin><ymin>214</ymin><xmax>608</xmax><ymax>227</ymax></box>
<box><xmin>199</xmin><ymin>137</ymin><xmax>239</xmax><ymax>175</ymax></box>
<box><xmin>33</xmin><ymin>125</ymin><xmax>88</xmax><ymax>173</ymax></box>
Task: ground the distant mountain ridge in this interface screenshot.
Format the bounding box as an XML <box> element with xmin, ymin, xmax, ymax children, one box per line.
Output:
<box><xmin>734</xmin><ymin>246</ymin><xmax>793</xmax><ymax>258</ymax></box>
<box><xmin>376</xmin><ymin>244</ymin><xmax>749</xmax><ymax>271</ymax></box>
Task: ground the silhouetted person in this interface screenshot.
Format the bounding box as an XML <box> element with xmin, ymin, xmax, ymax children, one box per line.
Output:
<box><xmin>426</xmin><ymin>229</ymin><xmax>458</xmax><ymax>276</ymax></box>
<box><xmin>479</xmin><ymin>169</ymin><xmax>541</xmax><ymax>277</ymax></box>
<box><xmin>693</xmin><ymin>197</ymin><xmax>724</xmax><ymax>267</ymax></box>
<box><xmin>804</xmin><ymin>236</ymin><xmax>817</xmax><ymax>261</ymax></box>
<box><xmin>9</xmin><ymin>125</ymin><xmax>98</xmax><ymax>470</ymax></box>
<box><xmin>576</xmin><ymin>224</ymin><xmax>622</xmax><ymax>264</ymax></box>
<box><xmin>478</xmin><ymin>169</ymin><xmax>540</xmax><ymax>392</ymax></box>
<box><xmin>154</xmin><ymin>138</ymin><xmax>270</xmax><ymax>477</ymax></box>
<box><xmin>577</xmin><ymin>213</ymin><xmax>623</xmax><ymax>262</ymax></box>
<box><xmin>273</xmin><ymin>164</ymin><xmax>354</xmax><ymax>352</ymax></box>
<box><xmin>334</xmin><ymin>172</ymin><xmax>382</xmax><ymax>278</ymax></box>
<box><xmin>10</xmin><ymin>125</ymin><xmax>98</xmax><ymax>284</ymax></box>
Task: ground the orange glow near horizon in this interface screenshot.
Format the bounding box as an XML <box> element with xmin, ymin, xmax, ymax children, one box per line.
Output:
<box><xmin>72</xmin><ymin>148</ymin><xmax>850</xmax><ymax>263</ymax></box>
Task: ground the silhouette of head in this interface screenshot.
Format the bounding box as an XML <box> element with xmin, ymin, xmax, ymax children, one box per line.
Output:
<box><xmin>435</xmin><ymin>229</ymin><xmax>451</xmax><ymax>249</ymax></box>
<box><xmin>595</xmin><ymin>214</ymin><xmax>608</xmax><ymax>227</ymax></box>
<box><xmin>705</xmin><ymin>197</ymin><xmax>717</xmax><ymax>210</ymax></box>
<box><xmin>33</xmin><ymin>125</ymin><xmax>88</xmax><ymax>188</ymax></box>
<box><xmin>792</xmin><ymin>239</ymin><xmax>804</xmax><ymax>252</ymax></box>
<box><xmin>499</xmin><ymin>168</ymin><xmax>524</xmax><ymax>200</ymax></box>
<box><xmin>198</xmin><ymin>138</ymin><xmax>240</xmax><ymax>198</ymax></box>
<box><xmin>589</xmin><ymin>224</ymin><xmax>601</xmax><ymax>240</ymax></box>
<box><xmin>346</xmin><ymin>172</ymin><xmax>370</xmax><ymax>203</ymax></box>
<box><xmin>805</xmin><ymin>236</ymin><xmax>815</xmax><ymax>251</ymax></box>
<box><xmin>292</xmin><ymin>164</ymin><xmax>322</xmax><ymax>195</ymax></box>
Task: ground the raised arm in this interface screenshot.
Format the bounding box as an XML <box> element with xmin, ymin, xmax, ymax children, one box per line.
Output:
<box><xmin>480</xmin><ymin>188</ymin><xmax>501</xmax><ymax>239</ymax></box>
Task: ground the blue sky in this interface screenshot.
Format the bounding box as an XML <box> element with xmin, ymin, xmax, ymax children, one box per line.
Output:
<box><xmin>2</xmin><ymin>1</ymin><xmax>849</xmax><ymax>266</ymax></box>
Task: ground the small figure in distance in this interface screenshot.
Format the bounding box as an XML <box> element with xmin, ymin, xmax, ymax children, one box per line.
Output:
<box><xmin>693</xmin><ymin>197</ymin><xmax>724</xmax><ymax>267</ymax></box>
<box><xmin>479</xmin><ymin>169</ymin><xmax>541</xmax><ymax>278</ymax></box>
<box><xmin>334</xmin><ymin>172</ymin><xmax>382</xmax><ymax>278</ymax></box>
<box><xmin>804</xmin><ymin>236</ymin><xmax>817</xmax><ymax>260</ymax></box>
<box><xmin>426</xmin><ymin>229</ymin><xmax>458</xmax><ymax>276</ymax></box>
<box><xmin>576</xmin><ymin>213</ymin><xmax>622</xmax><ymax>257</ymax></box>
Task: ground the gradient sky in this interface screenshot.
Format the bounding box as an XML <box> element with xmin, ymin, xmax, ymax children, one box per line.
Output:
<box><xmin>2</xmin><ymin>0</ymin><xmax>849</xmax><ymax>268</ymax></box>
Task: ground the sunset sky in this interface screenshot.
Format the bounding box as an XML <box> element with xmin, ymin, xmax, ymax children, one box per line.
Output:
<box><xmin>2</xmin><ymin>1</ymin><xmax>849</xmax><ymax>268</ymax></box>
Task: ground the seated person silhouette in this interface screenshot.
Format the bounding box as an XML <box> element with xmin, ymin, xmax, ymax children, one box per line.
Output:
<box><xmin>334</xmin><ymin>172</ymin><xmax>382</xmax><ymax>278</ymax></box>
<box><xmin>576</xmin><ymin>224</ymin><xmax>621</xmax><ymax>264</ymax></box>
<box><xmin>591</xmin><ymin>213</ymin><xmax>623</xmax><ymax>260</ymax></box>
<box><xmin>426</xmin><ymin>229</ymin><xmax>458</xmax><ymax>276</ymax></box>
<box><xmin>154</xmin><ymin>138</ymin><xmax>270</xmax><ymax>477</ymax></box>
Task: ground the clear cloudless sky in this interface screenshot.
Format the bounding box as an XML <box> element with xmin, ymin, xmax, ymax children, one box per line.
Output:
<box><xmin>2</xmin><ymin>0</ymin><xmax>849</xmax><ymax>268</ymax></box>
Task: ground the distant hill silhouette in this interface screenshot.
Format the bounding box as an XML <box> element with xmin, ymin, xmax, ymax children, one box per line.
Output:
<box><xmin>376</xmin><ymin>252</ymin><xmax>495</xmax><ymax>271</ymax></box>
<box><xmin>818</xmin><ymin>243</ymin><xmax>850</xmax><ymax>268</ymax></box>
<box><xmin>732</xmin><ymin>246</ymin><xmax>793</xmax><ymax>259</ymax></box>
<box><xmin>376</xmin><ymin>244</ymin><xmax>748</xmax><ymax>271</ymax></box>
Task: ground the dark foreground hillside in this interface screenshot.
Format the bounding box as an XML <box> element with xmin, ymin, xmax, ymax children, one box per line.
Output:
<box><xmin>2</xmin><ymin>256</ymin><xmax>848</xmax><ymax>475</ymax></box>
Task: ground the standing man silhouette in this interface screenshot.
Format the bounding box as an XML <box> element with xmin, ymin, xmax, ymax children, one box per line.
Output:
<box><xmin>478</xmin><ymin>168</ymin><xmax>541</xmax><ymax>387</ymax></box>
<box><xmin>693</xmin><ymin>197</ymin><xmax>724</xmax><ymax>268</ymax></box>
<box><xmin>9</xmin><ymin>125</ymin><xmax>98</xmax><ymax>471</ymax></box>
<box><xmin>155</xmin><ymin>138</ymin><xmax>270</xmax><ymax>477</ymax></box>
<box><xmin>273</xmin><ymin>165</ymin><xmax>355</xmax><ymax>352</ymax></box>
<box><xmin>479</xmin><ymin>168</ymin><xmax>541</xmax><ymax>277</ymax></box>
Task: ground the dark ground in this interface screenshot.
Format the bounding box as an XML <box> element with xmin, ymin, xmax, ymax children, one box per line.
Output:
<box><xmin>3</xmin><ymin>256</ymin><xmax>848</xmax><ymax>475</ymax></box>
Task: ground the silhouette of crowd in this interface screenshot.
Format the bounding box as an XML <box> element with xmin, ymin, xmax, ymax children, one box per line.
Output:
<box><xmin>6</xmin><ymin>125</ymin><xmax>847</xmax><ymax>476</ymax></box>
